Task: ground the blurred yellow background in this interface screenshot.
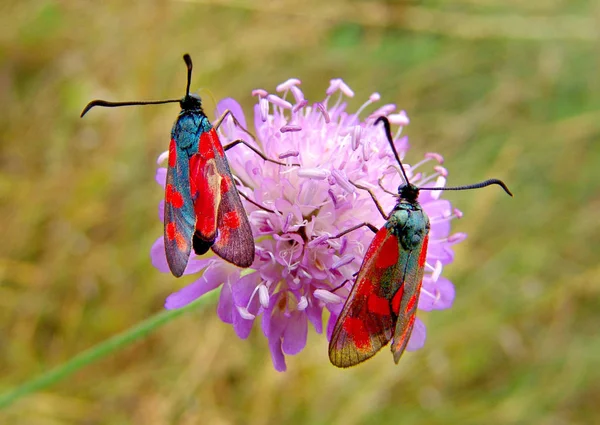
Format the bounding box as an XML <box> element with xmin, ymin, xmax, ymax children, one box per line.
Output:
<box><xmin>1</xmin><ymin>1</ymin><xmax>599</xmax><ymax>424</ymax></box>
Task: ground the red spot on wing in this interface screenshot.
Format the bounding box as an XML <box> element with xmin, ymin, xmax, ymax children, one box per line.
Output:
<box><xmin>211</xmin><ymin>128</ymin><xmax>226</xmax><ymax>157</ymax></box>
<box><xmin>199</xmin><ymin>129</ymin><xmax>224</xmax><ymax>160</ymax></box>
<box><xmin>343</xmin><ymin>317</ymin><xmax>372</xmax><ymax>351</ymax></box>
<box><xmin>166</xmin><ymin>222</ymin><xmax>176</xmax><ymax>240</ymax></box>
<box><xmin>220</xmin><ymin>176</ymin><xmax>231</xmax><ymax>194</ymax></box>
<box><xmin>367</xmin><ymin>295</ymin><xmax>390</xmax><ymax>316</ymax></box>
<box><xmin>165</xmin><ymin>184</ymin><xmax>184</xmax><ymax>208</ymax></box>
<box><xmin>191</xmin><ymin>158</ymin><xmax>220</xmax><ymax>238</ymax></box>
<box><xmin>376</xmin><ymin>233</ymin><xmax>399</xmax><ymax>269</ymax></box>
<box><xmin>362</xmin><ymin>228</ymin><xmax>386</xmax><ymax>263</ymax></box>
<box><xmin>168</xmin><ymin>139</ymin><xmax>176</xmax><ymax>167</ymax></box>
<box><xmin>175</xmin><ymin>231</ymin><xmax>187</xmax><ymax>251</ymax></box>
<box><xmin>406</xmin><ymin>294</ymin><xmax>418</xmax><ymax>313</ymax></box>
<box><xmin>189</xmin><ymin>155</ymin><xmax>201</xmax><ymax>196</ymax></box>
<box><xmin>395</xmin><ymin>315</ymin><xmax>416</xmax><ymax>350</ymax></box>
<box><xmin>418</xmin><ymin>235</ymin><xmax>429</xmax><ymax>267</ymax></box>
<box><xmin>392</xmin><ymin>287</ymin><xmax>404</xmax><ymax>315</ymax></box>
<box><xmin>356</xmin><ymin>276</ymin><xmax>374</xmax><ymax>298</ymax></box>
<box><xmin>222</xmin><ymin>210</ymin><xmax>241</xmax><ymax>230</ymax></box>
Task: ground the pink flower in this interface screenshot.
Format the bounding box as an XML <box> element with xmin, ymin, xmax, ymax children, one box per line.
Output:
<box><xmin>151</xmin><ymin>79</ymin><xmax>464</xmax><ymax>371</ymax></box>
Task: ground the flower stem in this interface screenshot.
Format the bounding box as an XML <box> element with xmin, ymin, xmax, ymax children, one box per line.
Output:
<box><xmin>0</xmin><ymin>289</ymin><xmax>219</xmax><ymax>410</ymax></box>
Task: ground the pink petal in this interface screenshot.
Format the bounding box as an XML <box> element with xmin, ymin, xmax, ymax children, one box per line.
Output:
<box><xmin>150</xmin><ymin>237</ymin><xmax>169</xmax><ymax>273</ymax></box>
<box><xmin>419</xmin><ymin>277</ymin><xmax>455</xmax><ymax>311</ymax></box>
<box><xmin>282</xmin><ymin>312</ymin><xmax>308</xmax><ymax>355</ymax></box>
<box><xmin>406</xmin><ymin>317</ymin><xmax>427</xmax><ymax>351</ymax></box>
<box><xmin>216</xmin><ymin>97</ymin><xmax>247</xmax><ymax>129</ymax></box>
<box><xmin>269</xmin><ymin>337</ymin><xmax>287</xmax><ymax>372</ymax></box>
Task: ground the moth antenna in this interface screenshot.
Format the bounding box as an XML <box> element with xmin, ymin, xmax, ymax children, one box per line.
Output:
<box><xmin>375</xmin><ymin>116</ymin><xmax>410</xmax><ymax>185</ymax></box>
<box><xmin>81</xmin><ymin>55</ymin><xmax>196</xmax><ymax>118</ymax></box>
<box><xmin>183</xmin><ymin>54</ymin><xmax>193</xmax><ymax>98</ymax></box>
<box><xmin>420</xmin><ymin>178</ymin><xmax>513</xmax><ymax>197</ymax></box>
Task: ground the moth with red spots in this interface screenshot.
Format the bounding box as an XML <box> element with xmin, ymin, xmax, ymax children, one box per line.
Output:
<box><xmin>328</xmin><ymin>116</ymin><xmax>513</xmax><ymax>368</ymax></box>
<box><xmin>81</xmin><ymin>54</ymin><xmax>285</xmax><ymax>277</ymax></box>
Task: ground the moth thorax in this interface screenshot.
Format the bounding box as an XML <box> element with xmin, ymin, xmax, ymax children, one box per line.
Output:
<box><xmin>389</xmin><ymin>207</ymin><xmax>428</xmax><ymax>250</ymax></box>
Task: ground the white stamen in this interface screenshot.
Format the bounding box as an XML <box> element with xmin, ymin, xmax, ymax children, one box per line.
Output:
<box><xmin>448</xmin><ymin>232</ymin><xmax>467</xmax><ymax>244</ymax></box>
<box><xmin>351</xmin><ymin>125</ymin><xmax>362</xmax><ymax>151</ymax></box>
<box><xmin>298</xmin><ymin>168</ymin><xmax>329</xmax><ymax>180</ymax></box>
<box><xmin>314</xmin><ymin>289</ymin><xmax>343</xmax><ymax>304</ymax></box>
<box><xmin>258</xmin><ymin>284</ymin><xmax>270</xmax><ymax>309</ymax></box>
<box><xmin>236</xmin><ymin>305</ymin><xmax>256</xmax><ymax>320</ymax></box>
<box><xmin>252</xmin><ymin>89</ymin><xmax>268</xmax><ymax>98</ymax></box>
<box><xmin>259</xmin><ymin>97</ymin><xmax>269</xmax><ymax>122</ymax></box>
<box><xmin>331</xmin><ymin>169</ymin><xmax>355</xmax><ymax>194</ymax></box>
<box><xmin>431</xmin><ymin>260</ymin><xmax>443</xmax><ymax>282</ymax></box>
<box><xmin>434</xmin><ymin>166</ymin><xmax>448</xmax><ymax>177</ymax></box>
<box><xmin>388</xmin><ymin>110</ymin><xmax>410</xmax><ymax>126</ymax></box>
<box><xmin>276</xmin><ymin>78</ymin><xmax>301</xmax><ymax>93</ymax></box>
<box><xmin>326</xmin><ymin>79</ymin><xmax>341</xmax><ymax>96</ymax></box>
<box><xmin>156</xmin><ymin>150</ymin><xmax>169</xmax><ymax>165</ymax></box>
<box><xmin>370</xmin><ymin>92</ymin><xmax>381</xmax><ymax>102</ymax></box>
<box><xmin>290</xmin><ymin>85</ymin><xmax>304</xmax><ymax>104</ymax></box>
<box><xmin>316</xmin><ymin>103</ymin><xmax>330</xmax><ymax>123</ymax></box>
<box><xmin>331</xmin><ymin>255</ymin><xmax>355</xmax><ymax>270</ymax></box>
<box><xmin>297</xmin><ymin>296</ymin><xmax>308</xmax><ymax>311</ymax></box>
<box><xmin>280</xmin><ymin>124</ymin><xmax>302</xmax><ymax>133</ymax></box>
<box><xmin>267</xmin><ymin>94</ymin><xmax>292</xmax><ymax>110</ymax></box>
<box><xmin>292</xmin><ymin>99</ymin><xmax>308</xmax><ymax>113</ymax></box>
<box><xmin>338</xmin><ymin>79</ymin><xmax>354</xmax><ymax>97</ymax></box>
<box><xmin>278</xmin><ymin>150</ymin><xmax>299</xmax><ymax>159</ymax></box>
<box><xmin>368</xmin><ymin>104</ymin><xmax>396</xmax><ymax>120</ymax></box>
<box><xmin>308</xmin><ymin>234</ymin><xmax>329</xmax><ymax>248</ymax></box>
<box><xmin>430</xmin><ymin>176</ymin><xmax>447</xmax><ymax>199</ymax></box>
<box><xmin>425</xmin><ymin>152</ymin><xmax>444</xmax><ymax>164</ymax></box>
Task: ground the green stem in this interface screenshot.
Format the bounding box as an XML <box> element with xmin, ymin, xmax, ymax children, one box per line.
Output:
<box><xmin>0</xmin><ymin>289</ymin><xmax>219</xmax><ymax>410</ymax></box>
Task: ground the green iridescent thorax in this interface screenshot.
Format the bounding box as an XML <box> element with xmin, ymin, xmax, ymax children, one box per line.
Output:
<box><xmin>386</xmin><ymin>197</ymin><xmax>430</xmax><ymax>251</ymax></box>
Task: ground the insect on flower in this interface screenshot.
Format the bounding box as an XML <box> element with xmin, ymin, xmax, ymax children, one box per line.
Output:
<box><xmin>328</xmin><ymin>116</ymin><xmax>513</xmax><ymax>368</ymax></box>
<box><xmin>81</xmin><ymin>54</ymin><xmax>289</xmax><ymax>277</ymax></box>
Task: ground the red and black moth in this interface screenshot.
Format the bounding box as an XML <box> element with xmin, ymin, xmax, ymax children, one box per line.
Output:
<box><xmin>328</xmin><ymin>116</ymin><xmax>513</xmax><ymax>368</ymax></box>
<box><xmin>81</xmin><ymin>54</ymin><xmax>287</xmax><ymax>277</ymax></box>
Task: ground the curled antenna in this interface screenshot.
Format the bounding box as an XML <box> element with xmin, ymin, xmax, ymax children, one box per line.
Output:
<box><xmin>375</xmin><ymin>116</ymin><xmax>410</xmax><ymax>185</ymax></box>
<box><xmin>375</xmin><ymin>116</ymin><xmax>513</xmax><ymax>197</ymax></box>
<box><xmin>419</xmin><ymin>179</ymin><xmax>513</xmax><ymax>197</ymax></box>
<box><xmin>80</xmin><ymin>53</ymin><xmax>194</xmax><ymax>117</ymax></box>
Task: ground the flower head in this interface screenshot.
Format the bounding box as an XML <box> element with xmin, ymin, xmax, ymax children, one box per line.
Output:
<box><xmin>151</xmin><ymin>78</ymin><xmax>464</xmax><ymax>371</ymax></box>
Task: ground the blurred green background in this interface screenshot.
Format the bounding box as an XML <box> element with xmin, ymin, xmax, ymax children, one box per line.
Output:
<box><xmin>1</xmin><ymin>0</ymin><xmax>599</xmax><ymax>424</ymax></box>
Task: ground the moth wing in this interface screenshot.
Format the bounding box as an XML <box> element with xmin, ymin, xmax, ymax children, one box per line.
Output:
<box><xmin>191</xmin><ymin>129</ymin><xmax>254</xmax><ymax>267</ymax></box>
<box><xmin>329</xmin><ymin>227</ymin><xmax>406</xmax><ymax>368</ymax></box>
<box><xmin>164</xmin><ymin>139</ymin><xmax>196</xmax><ymax>277</ymax></box>
<box><xmin>391</xmin><ymin>234</ymin><xmax>429</xmax><ymax>363</ymax></box>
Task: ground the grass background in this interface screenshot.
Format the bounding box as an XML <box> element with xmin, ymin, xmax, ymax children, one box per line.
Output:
<box><xmin>1</xmin><ymin>0</ymin><xmax>599</xmax><ymax>424</ymax></box>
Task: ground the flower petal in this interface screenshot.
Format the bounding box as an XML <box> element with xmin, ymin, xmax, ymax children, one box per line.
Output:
<box><xmin>406</xmin><ymin>317</ymin><xmax>427</xmax><ymax>351</ymax></box>
<box><xmin>282</xmin><ymin>312</ymin><xmax>308</xmax><ymax>355</ymax></box>
<box><xmin>150</xmin><ymin>237</ymin><xmax>169</xmax><ymax>273</ymax></box>
<box><xmin>164</xmin><ymin>262</ymin><xmax>231</xmax><ymax>309</ymax></box>
<box><xmin>216</xmin><ymin>97</ymin><xmax>247</xmax><ymax>129</ymax></box>
<box><xmin>269</xmin><ymin>336</ymin><xmax>287</xmax><ymax>372</ymax></box>
<box><xmin>419</xmin><ymin>276</ymin><xmax>455</xmax><ymax>311</ymax></box>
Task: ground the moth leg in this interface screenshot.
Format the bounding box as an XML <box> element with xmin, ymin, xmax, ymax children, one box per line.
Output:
<box><xmin>328</xmin><ymin>222</ymin><xmax>378</xmax><ymax>240</ymax></box>
<box><xmin>330</xmin><ymin>271</ymin><xmax>360</xmax><ymax>293</ymax></box>
<box><xmin>222</xmin><ymin>139</ymin><xmax>291</xmax><ymax>166</ymax></box>
<box><xmin>349</xmin><ymin>180</ymin><xmax>388</xmax><ymax>220</ymax></box>
<box><xmin>216</xmin><ymin>109</ymin><xmax>300</xmax><ymax>166</ymax></box>
<box><xmin>237</xmin><ymin>190</ymin><xmax>275</xmax><ymax>213</ymax></box>
<box><xmin>378</xmin><ymin>176</ymin><xmax>396</xmax><ymax>196</ymax></box>
<box><xmin>213</xmin><ymin>109</ymin><xmax>257</xmax><ymax>143</ymax></box>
